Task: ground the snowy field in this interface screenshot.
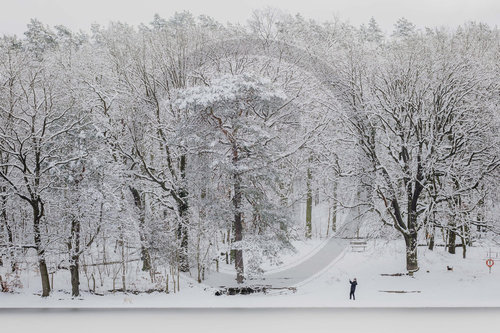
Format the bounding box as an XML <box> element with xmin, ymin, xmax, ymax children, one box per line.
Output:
<box><xmin>0</xmin><ymin>6</ymin><xmax>498</xmax><ymax>318</ymax></box>
<box><xmin>2</xmin><ymin>239</ymin><xmax>498</xmax><ymax>308</ymax></box>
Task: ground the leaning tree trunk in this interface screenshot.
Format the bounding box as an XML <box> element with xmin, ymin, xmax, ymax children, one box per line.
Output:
<box><xmin>232</xmin><ymin>144</ymin><xmax>244</xmax><ymax>284</ymax></box>
<box><xmin>38</xmin><ymin>257</ymin><xmax>51</xmax><ymax>297</ymax></box>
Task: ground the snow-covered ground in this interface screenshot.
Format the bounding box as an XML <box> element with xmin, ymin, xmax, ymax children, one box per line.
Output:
<box><xmin>1</xmin><ymin>238</ymin><xmax>499</xmax><ymax>308</ymax></box>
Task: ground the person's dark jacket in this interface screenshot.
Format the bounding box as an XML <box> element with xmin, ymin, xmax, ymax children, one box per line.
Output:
<box><xmin>349</xmin><ymin>280</ymin><xmax>357</xmax><ymax>292</ymax></box>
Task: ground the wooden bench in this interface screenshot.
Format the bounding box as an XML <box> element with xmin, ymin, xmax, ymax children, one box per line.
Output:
<box><xmin>350</xmin><ymin>239</ymin><xmax>368</xmax><ymax>252</ymax></box>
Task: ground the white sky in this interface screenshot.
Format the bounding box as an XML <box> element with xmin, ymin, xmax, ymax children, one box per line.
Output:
<box><xmin>1</xmin><ymin>0</ymin><xmax>499</xmax><ymax>36</ymax></box>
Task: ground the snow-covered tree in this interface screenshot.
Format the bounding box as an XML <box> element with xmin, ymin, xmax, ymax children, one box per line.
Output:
<box><xmin>177</xmin><ymin>74</ymin><xmax>296</xmax><ymax>282</ymax></box>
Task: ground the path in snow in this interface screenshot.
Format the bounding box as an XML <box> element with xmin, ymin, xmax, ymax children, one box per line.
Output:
<box><xmin>202</xmin><ymin>237</ymin><xmax>349</xmax><ymax>288</ymax></box>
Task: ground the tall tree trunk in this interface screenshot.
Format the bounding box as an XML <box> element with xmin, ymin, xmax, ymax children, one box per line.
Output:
<box><xmin>68</xmin><ymin>217</ymin><xmax>81</xmax><ymax>297</ymax></box>
<box><xmin>405</xmin><ymin>177</ymin><xmax>421</xmax><ymax>273</ymax></box>
<box><xmin>32</xmin><ymin>202</ymin><xmax>50</xmax><ymax>297</ymax></box>
<box><xmin>305</xmin><ymin>167</ymin><xmax>312</xmax><ymax>239</ymax></box>
<box><xmin>176</xmin><ymin>189</ymin><xmax>189</xmax><ymax>272</ymax></box>
<box><xmin>129</xmin><ymin>187</ymin><xmax>151</xmax><ymax>271</ymax></box>
<box><xmin>428</xmin><ymin>211</ymin><xmax>436</xmax><ymax>251</ymax></box>
<box><xmin>70</xmin><ymin>261</ymin><xmax>80</xmax><ymax>297</ymax></box>
<box><xmin>448</xmin><ymin>227</ymin><xmax>456</xmax><ymax>254</ymax></box>
<box><xmin>196</xmin><ymin>188</ymin><xmax>207</xmax><ymax>283</ymax></box>
<box><xmin>278</xmin><ymin>182</ymin><xmax>288</xmax><ymax>232</ymax></box>
<box><xmin>232</xmin><ymin>144</ymin><xmax>244</xmax><ymax>284</ymax></box>
<box><xmin>448</xmin><ymin>182</ymin><xmax>460</xmax><ymax>255</ymax></box>
<box><xmin>331</xmin><ymin>181</ymin><xmax>337</xmax><ymax>233</ymax></box>
<box><xmin>121</xmin><ymin>235</ymin><xmax>126</xmax><ymax>292</ymax></box>
<box><xmin>429</xmin><ymin>175</ymin><xmax>439</xmax><ymax>251</ymax></box>
<box><xmin>177</xmin><ymin>154</ymin><xmax>189</xmax><ymax>272</ymax></box>
<box><xmin>0</xmin><ymin>193</ymin><xmax>4</xmax><ymax>267</ymax></box>
<box><xmin>404</xmin><ymin>232</ymin><xmax>418</xmax><ymax>273</ymax></box>
<box><xmin>38</xmin><ymin>258</ymin><xmax>51</xmax><ymax>297</ymax></box>
<box><xmin>465</xmin><ymin>224</ymin><xmax>472</xmax><ymax>246</ymax></box>
<box><xmin>327</xmin><ymin>208</ymin><xmax>331</xmax><ymax>237</ymax></box>
<box><xmin>460</xmin><ymin>234</ymin><xmax>467</xmax><ymax>259</ymax></box>
<box><xmin>428</xmin><ymin>225</ymin><xmax>435</xmax><ymax>251</ymax></box>
<box><xmin>0</xmin><ymin>193</ymin><xmax>15</xmax><ymax>271</ymax></box>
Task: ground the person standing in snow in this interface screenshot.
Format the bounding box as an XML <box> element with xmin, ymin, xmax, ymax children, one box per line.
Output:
<box><xmin>349</xmin><ymin>278</ymin><xmax>357</xmax><ymax>300</ymax></box>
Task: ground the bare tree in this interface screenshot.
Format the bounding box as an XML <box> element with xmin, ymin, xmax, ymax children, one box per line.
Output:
<box><xmin>0</xmin><ymin>50</ymin><xmax>84</xmax><ymax>296</ymax></box>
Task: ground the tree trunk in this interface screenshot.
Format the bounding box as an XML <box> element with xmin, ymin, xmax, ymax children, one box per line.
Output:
<box><xmin>460</xmin><ymin>235</ymin><xmax>466</xmax><ymax>259</ymax></box>
<box><xmin>176</xmin><ymin>189</ymin><xmax>189</xmax><ymax>272</ymax></box>
<box><xmin>326</xmin><ymin>207</ymin><xmax>331</xmax><ymax>237</ymax></box>
<box><xmin>460</xmin><ymin>226</ymin><xmax>467</xmax><ymax>259</ymax></box>
<box><xmin>0</xmin><ymin>193</ymin><xmax>4</xmax><ymax>267</ymax></box>
<box><xmin>428</xmin><ymin>221</ymin><xmax>435</xmax><ymax>251</ymax></box>
<box><xmin>70</xmin><ymin>261</ymin><xmax>80</xmax><ymax>297</ymax></box>
<box><xmin>232</xmin><ymin>144</ymin><xmax>244</xmax><ymax>284</ymax></box>
<box><xmin>448</xmin><ymin>183</ymin><xmax>460</xmax><ymax>255</ymax></box>
<box><xmin>140</xmin><ymin>240</ymin><xmax>152</xmax><ymax>272</ymax></box>
<box><xmin>33</xmin><ymin>202</ymin><xmax>50</xmax><ymax>297</ymax></box>
<box><xmin>177</xmin><ymin>154</ymin><xmax>189</xmax><ymax>272</ymax></box>
<box><xmin>405</xmin><ymin>190</ymin><xmax>420</xmax><ymax>273</ymax></box>
<box><xmin>68</xmin><ymin>216</ymin><xmax>81</xmax><ymax>297</ymax></box>
<box><xmin>129</xmin><ymin>187</ymin><xmax>152</xmax><ymax>271</ymax></box>
<box><xmin>331</xmin><ymin>181</ymin><xmax>337</xmax><ymax>233</ymax></box>
<box><xmin>121</xmin><ymin>238</ymin><xmax>126</xmax><ymax>292</ymax></box>
<box><xmin>305</xmin><ymin>167</ymin><xmax>312</xmax><ymax>239</ymax></box>
<box><xmin>428</xmin><ymin>229</ymin><xmax>435</xmax><ymax>251</ymax></box>
<box><xmin>38</xmin><ymin>258</ymin><xmax>51</xmax><ymax>297</ymax></box>
<box><xmin>404</xmin><ymin>232</ymin><xmax>418</xmax><ymax>273</ymax></box>
<box><xmin>197</xmin><ymin>188</ymin><xmax>206</xmax><ymax>283</ymax></box>
<box><xmin>448</xmin><ymin>227</ymin><xmax>456</xmax><ymax>254</ymax></box>
<box><xmin>465</xmin><ymin>224</ymin><xmax>472</xmax><ymax>246</ymax></box>
<box><xmin>0</xmin><ymin>193</ymin><xmax>15</xmax><ymax>271</ymax></box>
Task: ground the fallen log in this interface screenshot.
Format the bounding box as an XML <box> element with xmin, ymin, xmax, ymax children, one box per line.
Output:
<box><xmin>108</xmin><ymin>288</ymin><xmax>166</xmax><ymax>294</ymax></box>
<box><xmin>215</xmin><ymin>286</ymin><xmax>297</xmax><ymax>296</ymax></box>
<box><xmin>380</xmin><ymin>273</ymin><xmax>410</xmax><ymax>276</ymax></box>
